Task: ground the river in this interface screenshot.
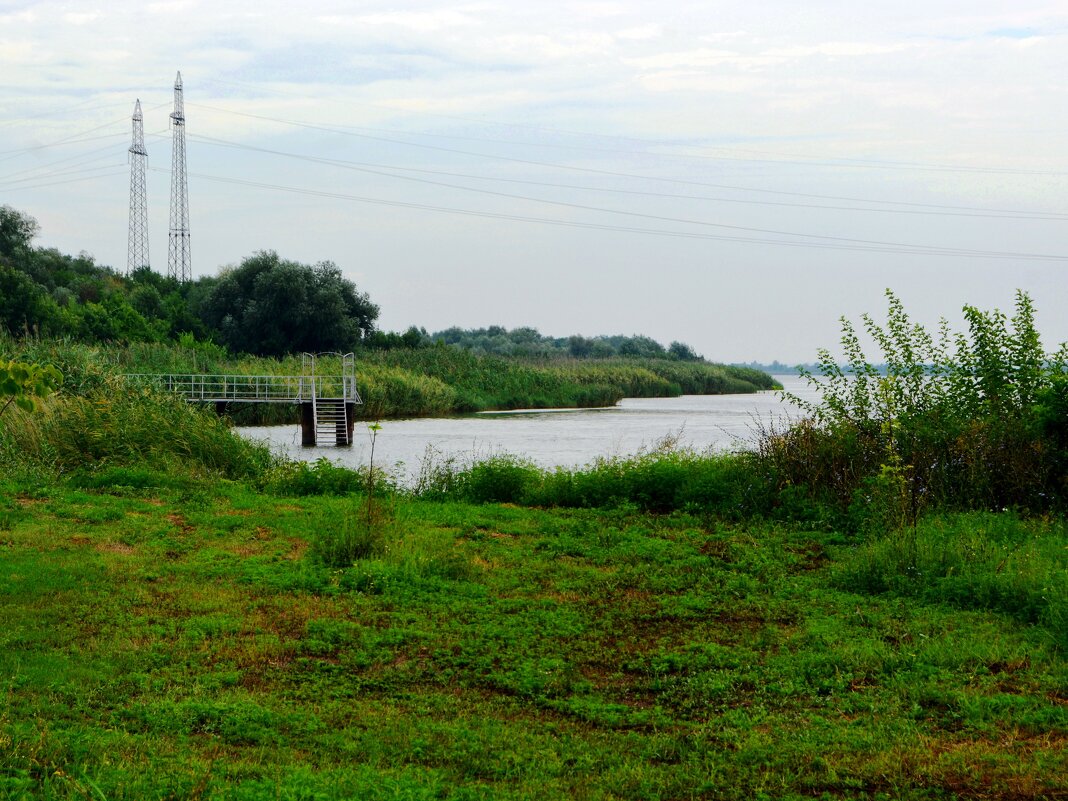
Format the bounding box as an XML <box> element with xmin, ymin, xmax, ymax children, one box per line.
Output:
<box><xmin>236</xmin><ymin>374</ymin><xmax>819</xmax><ymax>481</ymax></box>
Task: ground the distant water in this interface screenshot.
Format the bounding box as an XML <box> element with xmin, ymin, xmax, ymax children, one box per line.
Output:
<box><xmin>236</xmin><ymin>374</ymin><xmax>819</xmax><ymax>482</ymax></box>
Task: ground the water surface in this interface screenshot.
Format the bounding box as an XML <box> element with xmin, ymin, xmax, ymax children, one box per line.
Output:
<box><xmin>237</xmin><ymin>374</ymin><xmax>817</xmax><ymax>481</ymax></box>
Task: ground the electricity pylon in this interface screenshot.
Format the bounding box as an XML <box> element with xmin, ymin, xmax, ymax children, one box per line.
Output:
<box><xmin>126</xmin><ymin>99</ymin><xmax>149</xmax><ymax>274</ymax></box>
<box><xmin>167</xmin><ymin>71</ymin><xmax>191</xmax><ymax>282</ymax></box>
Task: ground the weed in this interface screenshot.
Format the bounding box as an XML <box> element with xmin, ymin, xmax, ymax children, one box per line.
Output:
<box><xmin>309</xmin><ymin>504</ymin><xmax>384</xmax><ymax>568</ymax></box>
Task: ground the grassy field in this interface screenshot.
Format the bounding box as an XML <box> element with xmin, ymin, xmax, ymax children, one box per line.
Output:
<box><xmin>1</xmin><ymin>467</ymin><xmax>1065</xmax><ymax>800</ymax></box>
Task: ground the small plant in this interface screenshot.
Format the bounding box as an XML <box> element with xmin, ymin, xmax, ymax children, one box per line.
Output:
<box><xmin>310</xmin><ymin>504</ymin><xmax>383</xmax><ymax>568</ymax></box>
<box><xmin>364</xmin><ymin>421</ymin><xmax>383</xmax><ymax>529</ymax></box>
<box><xmin>0</xmin><ymin>359</ymin><xmax>61</xmax><ymax>418</ymax></box>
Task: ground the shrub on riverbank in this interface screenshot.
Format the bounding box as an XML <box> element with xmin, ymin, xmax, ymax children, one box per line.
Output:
<box><xmin>762</xmin><ymin>291</ymin><xmax>1068</xmax><ymax>517</ymax></box>
<box><xmin>0</xmin><ymin>377</ymin><xmax>273</xmax><ymax>480</ymax></box>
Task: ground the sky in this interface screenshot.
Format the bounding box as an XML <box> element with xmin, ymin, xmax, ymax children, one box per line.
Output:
<box><xmin>1</xmin><ymin>0</ymin><xmax>1066</xmax><ymax>363</ymax></box>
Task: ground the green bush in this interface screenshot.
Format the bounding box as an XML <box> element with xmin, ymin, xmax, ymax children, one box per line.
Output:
<box><xmin>0</xmin><ymin>378</ymin><xmax>273</xmax><ymax>480</ymax></box>
<box><xmin>417</xmin><ymin>447</ymin><xmax>781</xmax><ymax>521</ymax></box>
<box><xmin>310</xmin><ymin>505</ymin><xmax>384</xmax><ymax>568</ymax></box>
<box><xmin>464</xmin><ymin>455</ymin><xmax>542</xmax><ymax>504</ymax></box>
<box><xmin>266</xmin><ymin>458</ymin><xmax>365</xmax><ymax>496</ymax></box>
<box><xmin>768</xmin><ymin>291</ymin><xmax>1068</xmax><ymax>518</ymax></box>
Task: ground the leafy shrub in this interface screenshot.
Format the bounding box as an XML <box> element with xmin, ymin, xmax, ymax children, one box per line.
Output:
<box><xmin>266</xmin><ymin>458</ymin><xmax>365</xmax><ymax>496</ymax></box>
<box><xmin>0</xmin><ymin>377</ymin><xmax>273</xmax><ymax>480</ymax></box>
<box><xmin>417</xmin><ymin>445</ymin><xmax>780</xmax><ymax>521</ymax></box>
<box><xmin>767</xmin><ymin>290</ymin><xmax>1068</xmax><ymax>518</ymax></box>
<box><xmin>0</xmin><ymin>358</ymin><xmax>61</xmax><ymax>415</ymax></box>
<box><xmin>464</xmin><ymin>455</ymin><xmax>542</xmax><ymax>504</ymax></box>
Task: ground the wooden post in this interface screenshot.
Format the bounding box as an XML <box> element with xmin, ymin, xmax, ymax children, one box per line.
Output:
<box><xmin>345</xmin><ymin>403</ymin><xmax>356</xmax><ymax>446</ymax></box>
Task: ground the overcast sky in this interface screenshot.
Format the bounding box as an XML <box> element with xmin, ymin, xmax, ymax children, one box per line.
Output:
<box><xmin>2</xmin><ymin>0</ymin><xmax>1066</xmax><ymax>362</ymax></box>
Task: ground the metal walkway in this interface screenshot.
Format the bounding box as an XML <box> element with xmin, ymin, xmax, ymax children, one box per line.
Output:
<box><xmin>127</xmin><ymin>352</ymin><xmax>361</xmax><ymax>446</ymax></box>
<box><xmin>124</xmin><ymin>372</ymin><xmax>361</xmax><ymax>404</ymax></box>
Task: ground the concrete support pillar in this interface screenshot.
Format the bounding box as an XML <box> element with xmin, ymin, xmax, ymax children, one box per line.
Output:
<box><xmin>300</xmin><ymin>402</ymin><xmax>315</xmax><ymax>446</ymax></box>
<box><xmin>214</xmin><ymin>401</ymin><xmax>228</xmax><ymax>417</ymax></box>
<box><xmin>345</xmin><ymin>403</ymin><xmax>356</xmax><ymax>446</ymax></box>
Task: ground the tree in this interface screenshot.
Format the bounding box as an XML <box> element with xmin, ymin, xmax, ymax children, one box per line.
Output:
<box><xmin>198</xmin><ymin>251</ymin><xmax>379</xmax><ymax>357</ymax></box>
<box><xmin>0</xmin><ymin>263</ymin><xmax>58</xmax><ymax>335</ymax></box>
<box><xmin>0</xmin><ymin>206</ymin><xmax>39</xmax><ymax>267</ymax></box>
<box><xmin>568</xmin><ymin>335</ymin><xmax>593</xmax><ymax>358</ymax></box>
<box><xmin>668</xmin><ymin>341</ymin><xmax>701</xmax><ymax>361</ymax></box>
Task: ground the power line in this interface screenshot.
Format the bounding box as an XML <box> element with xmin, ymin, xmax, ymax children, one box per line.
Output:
<box><xmin>0</xmin><ymin>142</ymin><xmax>126</xmax><ymax>184</ymax></box>
<box><xmin>190</xmin><ymin>132</ymin><xmax>1068</xmax><ymax>222</ymax></box>
<box><xmin>147</xmin><ymin>166</ymin><xmax>1068</xmax><ymax>262</ymax></box>
<box><xmin>1</xmin><ymin>167</ymin><xmax>127</xmax><ymax>193</ymax></box>
<box><xmin>182</xmin><ymin>134</ymin><xmax>1065</xmax><ymax>255</ymax></box>
<box><xmin>0</xmin><ymin>162</ymin><xmax>127</xmax><ymax>189</ymax></box>
<box><xmin>0</xmin><ymin>96</ymin><xmax>109</xmax><ymax>127</ymax></box>
<box><xmin>187</xmin><ymin>103</ymin><xmax>1067</xmax><ymax>217</ymax></box>
<box><xmin>0</xmin><ymin>102</ymin><xmax>170</xmax><ymax>161</ymax></box>
<box><xmin>196</xmin><ymin>76</ymin><xmax>1064</xmax><ymax>176</ymax></box>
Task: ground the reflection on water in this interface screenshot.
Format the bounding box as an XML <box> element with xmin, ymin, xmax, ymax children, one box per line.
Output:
<box><xmin>236</xmin><ymin>374</ymin><xmax>818</xmax><ymax>481</ymax></box>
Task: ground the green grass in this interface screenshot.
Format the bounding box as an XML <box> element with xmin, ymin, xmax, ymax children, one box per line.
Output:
<box><xmin>0</xmin><ymin>474</ymin><xmax>1064</xmax><ymax>800</ymax></box>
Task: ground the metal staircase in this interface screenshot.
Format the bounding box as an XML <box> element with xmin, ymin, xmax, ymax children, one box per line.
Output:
<box><xmin>303</xmin><ymin>352</ymin><xmax>360</xmax><ymax>446</ymax></box>
<box><xmin>313</xmin><ymin>397</ymin><xmax>349</xmax><ymax>446</ymax></box>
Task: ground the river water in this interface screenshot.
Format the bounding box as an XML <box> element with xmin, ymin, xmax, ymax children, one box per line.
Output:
<box><xmin>236</xmin><ymin>375</ymin><xmax>815</xmax><ymax>482</ymax></box>
<box><xmin>236</xmin><ymin>374</ymin><xmax>819</xmax><ymax>481</ymax></box>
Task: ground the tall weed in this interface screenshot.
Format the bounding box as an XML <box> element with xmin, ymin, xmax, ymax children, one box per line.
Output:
<box><xmin>0</xmin><ymin>377</ymin><xmax>273</xmax><ymax>479</ymax></box>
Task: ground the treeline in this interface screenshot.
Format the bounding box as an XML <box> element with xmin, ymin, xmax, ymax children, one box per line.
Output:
<box><xmin>731</xmin><ymin>359</ymin><xmax>820</xmax><ymax>374</ymax></box>
<box><xmin>0</xmin><ymin>206</ymin><xmax>377</xmax><ymax>357</ymax></box>
<box><xmin>423</xmin><ymin>326</ymin><xmax>704</xmax><ymax>361</ymax></box>
<box><xmin>4</xmin><ymin>205</ymin><xmax>714</xmax><ymax>371</ymax></box>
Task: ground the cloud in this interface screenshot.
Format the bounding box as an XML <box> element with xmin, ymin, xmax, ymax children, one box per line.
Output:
<box><xmin>342</xmin><ymin>8</ymin><xmax>483</xmax><ymax>34</ymax></box>
<box><xmin>145</xmin><ymin>0</ymin><xmax>199</xmax><ymax>13</ymax></box>
<box><xmin>614</xmin><ymin>23</ymin><xmax>662</xmax><ymax>41</ymax></box>
<box><xmin>0</xmin><ymin>38</ymin><xmax>50</xmax><ymax>64</ymax></box>
<box><xmin>635</xmin><ymin>70</ymin><xmax>767</xmax><ymax>94</ymax></box>
<box><xmin>762</xmin><ymin>42</ymin><xmax>911</xmax><ymax>58</ymax></box>
<box><xmin>623</xmin><ymin>48</ymin><xmax>782</xmax><ymax>71</ymax></box>
<box><xmin>0</xmin><ymin>8</ymin><xmax>35</xmax><ymax>24</ymax></box>
<box><xmin>986</xmin><ymin>26</ymin><xmax>1042</xmax><ymax>38</ymax></box>
<box><xmin>63</xmin><ymin>11</ymin><xmax>100</xmax><ymax>25</ymax></box>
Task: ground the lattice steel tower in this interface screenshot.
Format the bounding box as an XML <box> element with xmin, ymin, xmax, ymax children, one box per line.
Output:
<box><xmin>167</xmin><ymin>71</ymin><xmax>191</xmax><ymax>282</ymax></box>
<box><xmin>126</xmin><ymin>99</ymin><xmax>150</xmax><ymax>274</ymax></box>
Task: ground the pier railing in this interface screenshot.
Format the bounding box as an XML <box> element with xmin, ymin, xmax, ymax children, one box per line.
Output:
<box><xmin>125</xmin><ymin>373</ymin><xmax>362</xmax><ymax>405</ymax></box>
